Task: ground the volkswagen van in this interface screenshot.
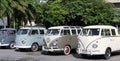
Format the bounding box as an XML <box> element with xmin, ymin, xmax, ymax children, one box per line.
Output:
<box><xmin>15</xmin><ymin>26</ymin><xmax>46</xmax><ymax>52</ymax></box>
<box><xmin>42</xmin><ymin>26</ymin><xmax>82</xmax><ymax>55</ymax></box>
<box><xmin>77</xmin><ymin>25</ymin><xmax>120</xmax><ymax>59</ymax></box>
<box><xmin>0</xmin><ymin>28</ymin><xmax>16</xmax><ymax>49</ymax></box>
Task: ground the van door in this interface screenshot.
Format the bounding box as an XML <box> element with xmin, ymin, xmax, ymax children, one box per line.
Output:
<box><xmin>38</xmin><ymin>29</ymin><xmax>45</xmax><ymax>45</ymax></box>
<box><xmin>70</xmin><ymin>29</ymin><xmax>78</xmax><ymax>48</ymax></box>
<box><xmin>111</xmin><ymin>29</ymin><xmax>120</xmax><ymax>51</ymax></box>
<box><xmin>60</xmin><ymin>29</ymin><xmax>71</xmax><ymax>47</ymax></box>
<box><xmin>7</xmin><ymin>30</ymin><xmax>16</xmax><ymax>43</ymax></box>
<box><xmin>101</xmin><ymin>29</ymin><xmax>116</xmax><ymax>51</ymax></box>
<box><xmin>29</xmin><ymin>29</ymin><xmax>40</xmax><ymax>46</ymax></box>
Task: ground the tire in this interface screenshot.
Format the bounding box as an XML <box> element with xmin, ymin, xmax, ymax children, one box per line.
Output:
<box><xmin>9</xmin><ymin>42</ymin><xmax>15</xmax><ymax>49</ymax></box>
<box><xmin>31</xmin><ymin>43</ymin><xmax>39</xmax><ymax>52</ymax></box>
<box><xmin>104</xmin><ymin>48</ymin><xmax>111</xmax><ymax>59</ymax></box>
<box><xmin>63</xmin><ymin>45</ymin><xmax>71</xmax><ymax>55</ymax></box>
<box><xmin>81</xmin><ymin>54</ymin><xmax>87</xmax><ymax>58</ymax></box>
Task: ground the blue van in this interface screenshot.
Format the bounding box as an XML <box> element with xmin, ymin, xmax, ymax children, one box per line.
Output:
<box><xmin>0</xmin><ymin>28</ymin><xmax>16</xmax><ymax>48</ymax></box>
<box><xmin>15</xmin><ymin>26</ymin><xmax>46</xmax><ymax>52</ymax></box>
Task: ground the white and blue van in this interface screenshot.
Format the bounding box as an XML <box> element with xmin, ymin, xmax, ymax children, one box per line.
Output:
<box><xmin>0</xmin><ymin>28</ymin><xmax>16</xmax><ymax>49</ymax></box>
<box><xmin>15</xmin><ymin>26</ymin><xmax>46</xmax><ymax>52</ymax></box>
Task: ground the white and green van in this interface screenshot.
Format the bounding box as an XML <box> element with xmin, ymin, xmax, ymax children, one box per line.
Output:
<box><xmin>42</xmin><ymin>26</ymin><xmax>82</xmax><ymax>55</ymax></box>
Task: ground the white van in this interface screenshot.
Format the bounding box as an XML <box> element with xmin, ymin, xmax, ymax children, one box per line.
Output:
<box><xmin>15</xmin><ymin>26</ymin><xmax>46</xmax><ymax>52</ymax></box>
<box><xmin>77</xmin><ymin>25</ymin><xmax>120</xmax><ymax>59</ymax></box>
<box><xmin>42</xmin><ymin>26</ymin><xmax>82</xmax><ymax>55</ymax></box>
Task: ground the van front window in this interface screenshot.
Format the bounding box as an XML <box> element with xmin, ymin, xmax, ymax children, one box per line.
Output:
<box><xmin>46</xmin><ymin>29</ymin><xmax>60</xmax><ymax>35</ymax></box>
<box><xmin>17</xmin><ymin>29</ymin><xmax>29</xmax><ymax>35</ymax></box>
<box><xmin>81</xmin><ymin>28</ymin><xmax>100</xmax><ymax>36</ymax></box>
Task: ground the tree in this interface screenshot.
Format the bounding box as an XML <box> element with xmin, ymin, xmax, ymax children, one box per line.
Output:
<box><xmin>0</xmin><ymin>0</ymin><xmax>38</xmax><ymax>28</ymax></box>
<box><xmin>11</xmin><ymin>0</ymin><xmax>37</xmax><ymax>27</ymax></box>
<box><xmin>0</xmin><ymin>0</ymin><xmax>13</xmax><ymax>28</ymax></box>
<box><xmin>37</xmin><ymin>0</ymin><xmax>68</xmax><ymax>27</ymax></box>
<box><xmin>39</xmin><ymin>0</ymin><xmax>116</xmax><ymax>27</ymax></box>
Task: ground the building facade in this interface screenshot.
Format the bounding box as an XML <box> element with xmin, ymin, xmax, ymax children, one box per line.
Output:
<box><xmin>106</xmin><ymin>0</ymin><xmax>120</xmax><ymax>8</ymax></box>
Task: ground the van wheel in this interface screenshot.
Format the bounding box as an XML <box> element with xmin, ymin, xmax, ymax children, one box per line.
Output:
<box><xmin>9</xmin><ymin>42</ymin><xmax>15</xmax><ymax>49</ymax></box>
<box><xmin>31</xmin><ymin>43</ymin><xmax>39</xmax><ymax>52</ymax></box>
<box><xmin>104</xmin><ymin>48</ymin><xmax>111</xmax><ymax>59</ymax></box>
<box><xmin>64</xmin><ymin>45</ymin><xmax>71</xmax><ymax>55</ymax></box>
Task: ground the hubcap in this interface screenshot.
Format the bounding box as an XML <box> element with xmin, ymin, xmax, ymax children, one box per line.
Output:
<box><xmin>64</xmin><ymin>46</ymin><xmax>70</xmax><ymax>55</ymax></box>
<box><xmin>10</xmin><ymin>43</ymin><xmax>15</xmax><ymax>49</ymax></box>
<box><xmin>106</xmin><ymin>50</ymin><xmax>111</xmax><ymax>57</ymax></box>
<box><xmin>32</xmin><ymin>44</ymin><xmax>38</xmax><ymax>52</ymax></box>
<box><xmin>105</xmin><ymin>49</ymin><xmax>111</xmax><ymax>59</ymax></box>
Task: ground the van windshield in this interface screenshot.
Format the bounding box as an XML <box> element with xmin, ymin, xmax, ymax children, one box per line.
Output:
<box><xmin>46</xmin><ymin>29</ymin><xmax>60</xmax><ymax>35</ymax></box>
<box><xmin>81</xmin><ymin>28</ymin><xmax>100</xmax><ymax>36</ymax></box>
<box><xmin>0</xmin><ymin>30</ymin><xmax>7</xmax><ymax>35</ymax></box>
<box><xmin>17</xmin><ymin>29</ymin><xmax>29</xmax><ymax>35</ymax></box>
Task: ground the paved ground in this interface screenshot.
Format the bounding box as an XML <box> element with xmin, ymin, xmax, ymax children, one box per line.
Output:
<box><xmin>0</xmin><ymin>49</ymin><xmax>120</xmax><ymax>61</ymax></box>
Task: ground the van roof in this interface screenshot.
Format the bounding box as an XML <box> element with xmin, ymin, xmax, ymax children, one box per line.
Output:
<box><xmin>49</xmin><ymin>26</ymin><xmax>82</xmax><ymax>29</ymax></box>
<box><xmin>0</xmin><ymin>28</ymin><xmax>16</xmax><ymax>30</ymax></box>
<box><xmin>20</xmin><ymin>26</ymin><xmax>46</xmax><ymax>29</ymax></box>
<box><xmin>84</xmin><ymin>25</ymin><xmax>117</xmax><ymax>29</ymax></box>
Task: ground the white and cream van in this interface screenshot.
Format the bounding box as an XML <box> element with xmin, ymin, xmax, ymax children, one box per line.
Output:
<box><xmin>77</xmin><ymin>25</ymin><xmax>120</xmax><ymax>59</ymax></box>
<box><xmin>15</xmin><ymin>26</ymin><xmax>46</xmax><ymax>52</ymax></box>
<box><xmin>42</xmin><ymin>26</ymin><xmax>82</xmax><ymax>55</ymax></box>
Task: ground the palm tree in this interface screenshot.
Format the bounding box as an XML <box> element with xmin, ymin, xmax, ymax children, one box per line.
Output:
<box><xmin>0</xmin><ymin>0</ymin><xmax>13</xmax><ymax>28</ymax></box>
<box><xmin>0</xmin><ymin>0</ymin><xmax>38</xmax><ymax>28</ymax></box>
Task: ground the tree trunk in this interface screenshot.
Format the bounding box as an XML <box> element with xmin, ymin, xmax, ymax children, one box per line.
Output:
<box><xmin>1</xmin><ymin>17</ymin><xmax>6</xmax><ymax>28</ymax></box>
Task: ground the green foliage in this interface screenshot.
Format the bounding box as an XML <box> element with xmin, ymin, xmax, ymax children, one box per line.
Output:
<box><xmin>0</xmin><ymin>0</ymin><xmax>117</xmax><ymax>28</ymax></box>
<box><xmin>0</xmin><ymin>0</ymin><xmax>38</xmax><ymax>27</ymax></box>
<box><xmin>118</xmin><ymin>30</ymin><xmax>120</xmax><ymax>34</ymax></box>
<box><xmin>38</xmin><ymin>0</ymin><xmax>116</xmax><ymax>27</ymax></box>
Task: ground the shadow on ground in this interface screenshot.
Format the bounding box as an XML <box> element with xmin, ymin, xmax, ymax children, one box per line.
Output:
<box><xmin>41</xmin><ymin>49</ymin><xmax>77</xmax><ymax>56</ymax></box>
<box><xmin>72</xmin><ymin>51</ymin><xmax>120</xmax><ymax>60</ymax></box>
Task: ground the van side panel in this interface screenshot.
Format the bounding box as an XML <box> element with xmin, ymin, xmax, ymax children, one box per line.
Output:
<box><xmin>57</xmin><ymin>35</ymin><xmax>78</xmax><ymax>49</ymax></box>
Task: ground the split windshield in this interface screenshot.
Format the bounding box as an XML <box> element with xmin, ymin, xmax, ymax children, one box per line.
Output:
<box><xmin>46</xmin><ymin>29</ymin><xmax>60</xmax><ymax>35</ymax></box>
<box><xmin>17</xmin><ymin>29</ymin><xmax>29</xmax><ymax>35</ymax></box>
<box><xmin>81</xmin><ymin>28</ymin><xmax>100</xmax><ymax>36</ymax></box>
<box><xmin>0</xmin><ymin>30</ymin><xmax>7</xmax><ymax>35</ymax></box>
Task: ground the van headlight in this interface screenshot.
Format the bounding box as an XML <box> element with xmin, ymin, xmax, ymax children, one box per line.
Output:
<box><xmin>53</xmin><ymin>40</ymin><xmax>58</xmax><ymax>46</ymax></box>
<box><xmin>22</xmin><ymin>39</ymin><xmax>27</xmax><ymax>44</ymax></box>
<box><xmin>92</xmin><ymin>44</ymin><xmax>98</xmax><ymax>48</ymax></box>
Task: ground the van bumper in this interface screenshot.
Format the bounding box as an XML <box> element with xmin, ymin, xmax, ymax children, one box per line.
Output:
<box><xmin>42</xmin><ymin>46</ymin><xmax>64</xmax><ymax>52</ymax></box>
<box><xmin>0</xmin><ymin>43</ymin><xmax>9</xmax><ymax>46</ymax></box>
<box><xmin>15</xmin><ymin>46</ymin><xmax>31</xmax><ymax>49</ymax></box>
<box><xmin>77</xmin><ymin>48</ymin><xmax>105</xmax><ymax>55</ymax></box>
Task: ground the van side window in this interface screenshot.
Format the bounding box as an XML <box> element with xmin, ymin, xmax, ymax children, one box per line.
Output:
<box><xmin>71</xmin><ymin>30</ymin><xmax>76</xmax><ymax>35</ymax></box>
<box><xmin>31</xmin><ymin>30</ymin><xmax>38</xmax><ymax>35</ymax></box>
<box><xmin>101</xmin><ymin>29</ymin><xmax>104</xmax><ymax>36</ymax></box>
<box><xmin>77</xmin><ymin>30</ymin><xmax>81</xmax><ymax>34</ymax></box>
<box><xmin>63</xmin><ymin>30</ymin><xmax>70</xmax><ymax>35</ymax></box>
<box><xmin>111</xmin><ymin>29</ymin><xmax>116</xmax><ymax>36</ymax></box>
<box><xmin>39</xmin><ymin>30</ymin><xmax>44</xmax><ymax>34</ymax></box>
<box><xmin>9</xmin><ymin>30</ymin><xmax>15</xmax><ymax>35</ymax></box>
<box><xmin>101</xmin><ymin>29</ymin><xmax>111</xmax><ymax>36</ymax></box>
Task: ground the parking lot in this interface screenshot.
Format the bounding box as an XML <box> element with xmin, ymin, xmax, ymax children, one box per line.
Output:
<box><xmin>0</xmin><ymin>49</ymin><xmax>120</xmax><ymax>61</ymax></box>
